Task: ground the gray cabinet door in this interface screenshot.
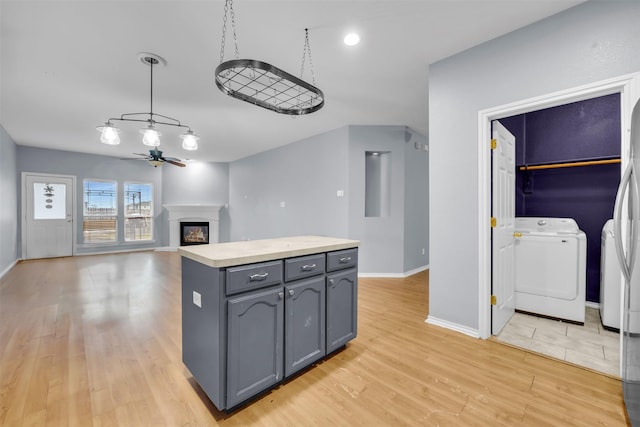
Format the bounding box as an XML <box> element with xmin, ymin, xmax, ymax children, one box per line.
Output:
<box><xmin>285</xmin><ymin>276</ymin><xmax>326</xmax><ymax>377</ymax></box>
<box><xmin>326</xmin><ymin>269</ymin><xmax>358</xmax><ymax>353</ymax></box>
<box><xmin>227</xmin><ymin>286</ymin><xmax>284</xmax><ymax>408</ymax></box>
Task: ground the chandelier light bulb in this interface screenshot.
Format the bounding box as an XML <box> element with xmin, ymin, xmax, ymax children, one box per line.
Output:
<box><xmin>141</xmin><ymin>124</ymin><xmax>161</xmax><ymax>147</ymax></box>
<box><xmin>180</xmin><ymin>131</ymin><xmax>199</xmax><ymax>151</ymax></box>
<box><xmin>97</xmin><ymin>122</ymin><xmax>121</xmax><ymax>145</ymax></box>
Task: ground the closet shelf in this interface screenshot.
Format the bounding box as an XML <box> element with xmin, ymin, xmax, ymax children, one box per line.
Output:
<box><xmin>518</xmin><ymin>158</ymin><xmax>621</xmax><ymax>171</ymax></box>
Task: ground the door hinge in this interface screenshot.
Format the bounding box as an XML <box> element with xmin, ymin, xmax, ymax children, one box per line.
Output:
<box><xmin>490</xmin><ymin>217</ymin><xmax>497</xmax><ymax>228</ymax></box>
<box><xmin>490</xmin><ymin>139</ymin><xmax>497</xmax><ymax>150</ymax></box>
<box><xmin>491</xmin><ymin>295</ymin><xmax>497</xmax><ymax>305</ymax></box>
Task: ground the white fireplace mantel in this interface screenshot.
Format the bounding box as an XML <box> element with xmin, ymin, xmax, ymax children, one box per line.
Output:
<box><xmin>163</xmin><ymin>204</ymin><xmax>223</xmax><ymax>250</ymax></box>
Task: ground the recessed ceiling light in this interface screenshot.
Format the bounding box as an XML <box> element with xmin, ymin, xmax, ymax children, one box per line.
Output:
<box><xmin>344</xmin><ymin>33</ymin><xmax>360</xmax><ymax>46</ymax></box>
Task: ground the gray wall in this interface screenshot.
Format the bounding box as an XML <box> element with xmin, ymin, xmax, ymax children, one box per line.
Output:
<box><xmin>404</xmin><ymin>129</ymin><xmax>429</xmax><ymax>272</ymax></box>
<box><xmin>229</xmin><ymin>126</ymin><xmax>350</xmax><ymax>241</ymax></box>
<box><xmin>162</xmin><ymin>161</ymin><xmax>231</xmax><ymax>242</ymax></box>
<box><xmin>428</xmin><ymin>1</ymin><xmax>640</xmax><ymax>330</ymax></box>
<box><xmin>13</xmin><ymin>146</ymin><xmax>231</xmax><ymax>254</ymax></box>
<box><xmin>229</xmin><ymin>124</ymin><xmax>429</xmax><ymax>275</ymax></box>
<box><xmin>348</xmin><ymin>125</ymin><xmax>429</xmax><ymax>274</ymax></box>
<box><xmin>0</xmin><ymin>126</ymin><xmax>18</xmax><ymax>276</ymax></box>
<box><xmin>17</xmin><ymin>146</ymin><xmax>164</xmax><ymax>254</ymax></box>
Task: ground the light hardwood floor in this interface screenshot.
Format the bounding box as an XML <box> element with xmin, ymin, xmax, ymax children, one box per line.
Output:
<box><xmin>0</xmin><ymin>251</ymin><xmax>629</xmax><ymax>426</ymax></box>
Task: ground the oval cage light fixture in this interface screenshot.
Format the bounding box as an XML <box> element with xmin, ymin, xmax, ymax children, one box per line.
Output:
<box><xmin>214</xmin><ymin>0</ymin><xmax>324</xmax><ymax>115</ymax></box>
<box><xmin>215</xmin><ymin>59</ymin><xmax>324</xmax><ymax>115</ymax></box>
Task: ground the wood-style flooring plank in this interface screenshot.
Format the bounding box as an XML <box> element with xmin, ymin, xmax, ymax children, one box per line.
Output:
<box><xmin>0</xmin><ymin>252</ymin><xmax>629</xmax><ymax>426</ymax></box>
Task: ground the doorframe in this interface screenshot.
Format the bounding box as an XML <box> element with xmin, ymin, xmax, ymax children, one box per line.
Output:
<box><xmin>21</xmin><ymin>172</ymin><xmax>77</xmax><ymax>259</ymax></box>
<box><xmin>477</xmin><ymin>72</ymin><xmax>640</xmax><ymax>340</ymax></box>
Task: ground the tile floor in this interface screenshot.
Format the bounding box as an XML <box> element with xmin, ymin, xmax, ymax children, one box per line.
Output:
<box><xmin>496</xmin><ymin>307</ymin><xmax>620</xmax><ymax>376</ymax></box>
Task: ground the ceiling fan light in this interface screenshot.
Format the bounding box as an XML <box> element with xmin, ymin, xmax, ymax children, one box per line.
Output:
<box><xmin>97</xmin><ymin>122</ymin><xmax>121</xmax><ymax>145</ymax></box>
<box><xmin>180</xmin><ymin>131</ymin><xmax>199</xmax><ymax>151</ymax></box>
<box><xmin>141</xmin><ymin>125</ymin><xmax>161</xmax><ymax>147</ymax></box>
<box><xmin>148</xmin><ymin>159</ymin><xmax>163</xmax><ymax>167</ymax></box>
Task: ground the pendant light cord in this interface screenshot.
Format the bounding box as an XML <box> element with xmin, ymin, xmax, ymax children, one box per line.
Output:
<box><xmin>149</xmin><ymin>59</ymin><xmax>154</xmax><ymax>119</ymax></box>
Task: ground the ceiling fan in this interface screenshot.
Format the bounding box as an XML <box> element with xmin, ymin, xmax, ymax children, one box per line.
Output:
<box><xmin>121</xmin><ymin>148</ymin><xmax>186</xmax><ymax>167</ymax></box>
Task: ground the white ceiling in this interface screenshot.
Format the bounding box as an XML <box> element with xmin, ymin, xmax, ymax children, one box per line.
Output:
<box><xmin>1</xmin><ymin>0</ymin><xmax>584</xmax><ymax>163</ymax></box>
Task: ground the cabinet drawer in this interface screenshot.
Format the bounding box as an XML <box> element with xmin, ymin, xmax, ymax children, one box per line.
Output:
<box><xmin>326</xmin><ymin>248</ymin><xmax>358</xmax><ymax>272</ymax></box>
<box><xmin>226</xmin><ymin>260</ymin><xmax>283</xmax><ymax>295</ymax></box>
<box><xmin>284</xmin><ymin>254</ymin><xmax>325</xmax><ymax>282</ymax></box>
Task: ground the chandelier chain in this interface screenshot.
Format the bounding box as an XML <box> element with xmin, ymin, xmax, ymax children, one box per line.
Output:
<box><xmin>219</xmin><ymin>0</ymin><xmax>239</xmax><ymax>64</ymax></box>
<box><xmin>300</xmin><ymin>28</ymin><xmax>316</xmax><ymax>86</ymax></box>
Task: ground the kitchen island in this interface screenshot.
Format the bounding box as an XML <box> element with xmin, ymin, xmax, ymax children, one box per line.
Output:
<box><xmin>178</xmin><ymin>235</ymin><xmax>359</xmax><ymax>410</ymax></box>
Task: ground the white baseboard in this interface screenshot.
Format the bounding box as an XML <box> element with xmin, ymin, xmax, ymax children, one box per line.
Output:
<box><xmin>358</xmin><ymin>264</ymin><xmax>429</xmax><ymax>278</ymax></box>
<box><xmin>154</xmin><ymin>246</ymin><xmax>176</xmax><ymax>252</ymax></box>
<box><xmin>74</xmin><ymin>246</ymin><xmax>160</xmax><ymax>257</ymax></box>
<box><xmin>0</xmin><ymin>259</ymin><xmax>20</xmax><ymax>280</ymax></box>
<box><xmin>425</xmin><ymin>315</ymin><xmax>480</xmax><ymax>339</ymax></box>
<box><xmin>585</xmin><ymin>301</ymin><xmax>600</xmax><ymax>310</ymax></box>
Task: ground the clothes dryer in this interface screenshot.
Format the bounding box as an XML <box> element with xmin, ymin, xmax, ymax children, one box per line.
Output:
<box><xmin>600</xmin><ymin>219</ymin><xmax>621</xmax><ymax>330</ymax></box>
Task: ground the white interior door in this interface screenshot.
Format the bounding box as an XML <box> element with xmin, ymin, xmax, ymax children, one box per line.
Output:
<box><xmin>491</xmin><ymin>121</ymin><xmax>516</xmax><ymax>334</ymax></box>
<box><xmin>23</xmin><ymin>173</ymin><xmax>74</xmax><ymax>259</ymax></box>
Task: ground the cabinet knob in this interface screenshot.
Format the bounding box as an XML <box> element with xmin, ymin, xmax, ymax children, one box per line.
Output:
<box><xmin>329</xmin><ymin>279</ymin><xmax>334</xmax><ymax>285</ymax></box>
<box><xmin>278</xmin><ymin>292</ymin><xmax>284</xmax><ymax>299</ymax></box>
<box><xmin>288</xmin><ymin>289</ymin><xmax>295</xmax><ymax>296</ymax></box>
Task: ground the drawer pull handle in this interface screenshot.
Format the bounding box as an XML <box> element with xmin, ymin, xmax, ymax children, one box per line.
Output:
<box><xmin>339</xmin><ymin>257</ymin><xmax>352</xmax><ymax>263</ymax></box>
<box><xmin>249</xmin><ymin>272</ymin><xmax>269</xmax><ymax>281</ymax></box>
<box><xmin>301</xmin><ymin>264</ymin><xmax>316</xmax><ymax>271</ymax></box>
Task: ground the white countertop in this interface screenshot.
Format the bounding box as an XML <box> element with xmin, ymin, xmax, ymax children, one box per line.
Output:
<box><xmin>177</xmin><ymin>235</ymin><xmax>359</xmax><ymax>268</ymax></box>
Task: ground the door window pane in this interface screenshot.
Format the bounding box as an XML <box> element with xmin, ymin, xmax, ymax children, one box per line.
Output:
<box><xmin>124</xmin><ymin>182</ymin><xmax>153</xmax><ymax>241</ymax></box>
<box><xmin>83</xmin><ymin>180</ymin><xmax>117</xmax><ymax>242</ymax></box>
<box><xmin>33</xmin><ymin>182</ymin><xmax>66</xmax><ymax>219</ymax></box>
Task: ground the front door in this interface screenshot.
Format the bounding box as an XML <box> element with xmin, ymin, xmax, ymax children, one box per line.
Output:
<box><xmin>491</xmin><ymin>121</ymin><xmax>516</xmax><ymax>334</ymax></box>
<box><xmin>23</xmin><ymin>173</ymin><xmax>74</xmax><ymax>259</ymax></box>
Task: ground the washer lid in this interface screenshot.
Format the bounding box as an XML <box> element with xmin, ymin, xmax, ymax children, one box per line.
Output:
<box><xmin>515</xmin><ymin>217</ymin><xmax>580</xmax><ymax>234</ymax></box>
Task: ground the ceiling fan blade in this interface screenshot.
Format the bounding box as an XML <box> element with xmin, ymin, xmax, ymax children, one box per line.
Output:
<box><xmin>164</xmin><ymin>159</ymin><xmax>186</xmax><ymax>167</ymax></box>
<box><xmin>120</xmin><ymin>157</ymin><xmax>151</xmax><ymax>160</ymax></box>
<box><xmin>162</xmin><ymin>156</ymin><xmax>182</xmax><ymax>162</ymax></box>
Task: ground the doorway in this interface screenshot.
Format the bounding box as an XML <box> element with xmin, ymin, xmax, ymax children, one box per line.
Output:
<box><xmin>21</xmin><ymin>172</ymin><xmax>76</xmax><ymax>259</ymax></box>
<box><xmin>478</xmin><ymin>73</ymin><xmax>640</xmax><ymax>374</ymax></box>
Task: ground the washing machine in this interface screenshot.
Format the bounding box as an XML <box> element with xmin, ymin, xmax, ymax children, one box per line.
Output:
<box><xmin>600</xmin><ymin>219</ymin><xmax>621</xmax><ymax>330</ymax></box>
<box><xmin>514</xmin><ymin>217</ymin><xmax>586</xmax><ymax>323</ymax></box>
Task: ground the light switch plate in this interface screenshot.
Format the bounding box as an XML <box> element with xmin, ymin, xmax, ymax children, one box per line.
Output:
<box><xmin>193</xmin><ymin>291</ymin><xmax>202</xmax><ymax>308</ymax></box>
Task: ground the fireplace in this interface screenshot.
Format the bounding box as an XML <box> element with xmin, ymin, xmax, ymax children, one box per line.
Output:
<box><xmin>180</xmin><ymin>222</ymin><xmax>209</xmax><ymax>246</ymax></box>
<box><xmin>163</xmin><ymin>204</ymin><xmax>222</xmax><ymax>250</ymax></box>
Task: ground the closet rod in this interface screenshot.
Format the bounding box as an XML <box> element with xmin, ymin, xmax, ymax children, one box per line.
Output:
<box><xmin>519</xmin><ymin>158</ymin><xmax>621</xmax><ymax>171</ymax></box>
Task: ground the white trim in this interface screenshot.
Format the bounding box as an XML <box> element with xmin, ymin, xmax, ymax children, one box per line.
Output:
<box><xmin>358</xmin><ymin>264</ymin><xmax>429</xmax><ymax>278</ymax></box>
<box><xmin>0</xmin><ymin>259</ymin><xmax>20</xmax><ymax>280</ymax></box>
<box><xmin>477</xmin><ymin>72</ymin><xmax>640</xmax><ymax>340</ymax></box>
<box><xmin>425</xmin><ymin>315</ymin><xmax>480</xmax><ymax>339</ymax></box>
<box><xmin>21</xmin><ymin>172</ymin><xmax>77</xmax><ymax>260</ymax></box>
<box><xmin>585</xmin><ymin>301</ymin><xmax>600</xmax><ymax>310</ymax></box>
<box><xmin>73</xmin><ymin>247</ymin><xmax>159</xmax><ymax>257</ymax></box>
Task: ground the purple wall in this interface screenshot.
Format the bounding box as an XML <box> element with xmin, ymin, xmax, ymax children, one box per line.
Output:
<box><xmin>502</xmin><ymin>93</ymin><xmax>621</xmax><ymax>303</ymax></box>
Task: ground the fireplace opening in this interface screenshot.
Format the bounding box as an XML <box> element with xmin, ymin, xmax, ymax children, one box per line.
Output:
<box><xmin>180</xmin><ymin>222</ymin><xmax>209</xmax><ymax>246</ymax></box>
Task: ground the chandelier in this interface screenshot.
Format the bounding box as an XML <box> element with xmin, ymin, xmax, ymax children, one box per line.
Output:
<box><xmin>96</xmin><ymin>52</ymin><xmax>199</xmax><ymax>151</ymax></box>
